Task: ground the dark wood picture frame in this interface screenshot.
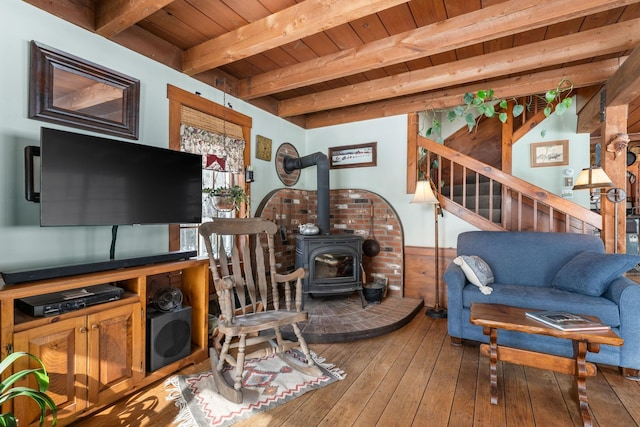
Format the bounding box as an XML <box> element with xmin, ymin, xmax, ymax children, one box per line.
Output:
<box><xmin>29</xmin><ymin>41</ymin><xmax>140</xmax><ymax>139</ymax></box>
<box><xmin>328</xmin><ymin>142</ymin><xmax>377</xmax><ymax>169</ymax></box>
<box><xmin>530</xmin><ymin>140</ymin><xmax>569</xmax><ymax>167</ymax></box>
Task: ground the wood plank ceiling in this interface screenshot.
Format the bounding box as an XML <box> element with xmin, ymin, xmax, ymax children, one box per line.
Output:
<box><xmin>23</xmin><ymin>0</ymin><xmax>640</xmax><ymax>135</ymax></box>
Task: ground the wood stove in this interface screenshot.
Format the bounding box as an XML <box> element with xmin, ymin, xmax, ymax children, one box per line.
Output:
<box><xmin>285</xmin><ymin>151</ymin><xmax>364</xmax><ymax>307</ymax></box>
<box><xmin>295</xmin><ymin>234</ymin><xmax>364</xmax><ymax>308</ymax></box>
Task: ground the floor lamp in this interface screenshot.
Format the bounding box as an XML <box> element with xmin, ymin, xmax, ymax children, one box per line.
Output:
<box><xmin>411</xmin><ymin>180</ymin><xmax>447</xmax><ymax>318</ymax></box>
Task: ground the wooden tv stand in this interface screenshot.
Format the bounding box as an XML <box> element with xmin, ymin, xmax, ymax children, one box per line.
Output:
<box><xmin>0</xmin><ymin>258</ymin><xmax>210</xmax><ymax>426</ymax></box>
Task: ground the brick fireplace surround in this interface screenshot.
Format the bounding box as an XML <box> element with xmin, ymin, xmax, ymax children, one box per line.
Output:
<box><xmin>256</xmin><ymin>188</ymin><xmax>404</xmax><ymax>298</ymax></box>
<box><xmin>255</xmin><ymin>188</ymin><xmax>424</xmax><ymax>342</ymax></box>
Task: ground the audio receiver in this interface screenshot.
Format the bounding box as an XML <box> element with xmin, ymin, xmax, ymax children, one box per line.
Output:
<box><xmin>16</xmin><ymin>284</ymin><xmax>124</xmax><ymax>317</ymax></box>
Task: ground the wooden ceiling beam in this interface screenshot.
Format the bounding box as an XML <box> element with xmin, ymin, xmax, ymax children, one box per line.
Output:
<box><xmin>238</xmin><ymin>0</ymin><xmax>636</xmax><ymax>100</ymax></box>
<box><xmin>110</xmin><ymin>24</ymin><xmax>184</xmax><ymax>71</ymax></box>
<box><xmin>182</xmin><ymin>0</ymin><xmax>409</xmax><ymax>76</ymax></box>
<box><xmin>577</xmin><ymin>90</ymin><xmax>606</xmax><ymax>134</ymax></box>
<box><xmin>95</xmin><ymin>0</ymin><xmax>174</xmax><ymax>38</ymax></box>
<box><xmin>304</xmin><ymin>58</ymin><xmax>622</xmax><ymax>129</ymax></box>
<box><xmin>606</xmin><ymin>45</ymin><xmax>640</xmax><ymax>107</ymax></box>
<box><xmin>278</xmin><ymin>18</ymin><xmax>640</xmax><ymax>117</ymax></box>
<box><xmin>577</xmin><ymin>45</ymin><xmax>640</xmax><ymax>133</ymax></box>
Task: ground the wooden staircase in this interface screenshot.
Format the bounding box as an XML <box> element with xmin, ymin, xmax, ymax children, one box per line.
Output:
<box><xmin>447</xmin><ymin>177</ymin><xmax>502</xmax><ymax>224</ymax></box>
<box><xmin>418</xmin><ymin>135</ymin><xmax>601</xmax><ymax>234</ymax></box>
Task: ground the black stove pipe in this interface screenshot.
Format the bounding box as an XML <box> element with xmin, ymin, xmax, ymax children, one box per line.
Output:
<box><xmin>283</xmin><ymin>152</ymin><xmax>330</xmax><ymax>235</ymax></box>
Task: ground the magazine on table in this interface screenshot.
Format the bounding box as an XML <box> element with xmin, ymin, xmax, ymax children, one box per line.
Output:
<box><xmin>525</xmin><ymin>311</ymin><xmax>610</xmax><ymax>332</ymax></box>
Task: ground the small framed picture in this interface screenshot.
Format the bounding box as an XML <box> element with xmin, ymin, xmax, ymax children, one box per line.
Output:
<box><xmin>328</xmin><ymin>142</ymin><xmax>377</xmax><ymax>169</ymax></box>
<box><xmin>530</xmin><ymin>140</ymin><xmax>569</xmax><ymax>167</ymax></box>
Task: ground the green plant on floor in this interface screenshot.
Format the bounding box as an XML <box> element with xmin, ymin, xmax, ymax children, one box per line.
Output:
<box><xmin>0</xmin><ymin>351</ymin><xmax>57</xmax><ymax>427</ymax></box>
<box><xmin>424</xmin><ymin>78</ymin><xmax>575</xmax><ymax>142</ymax></box>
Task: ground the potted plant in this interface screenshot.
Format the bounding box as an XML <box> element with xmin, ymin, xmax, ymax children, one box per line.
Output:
<box><xmin>204</xmin><ymin>185</ymin><xmax>250</xmax><ymax>213</ymax></box>
<box><xmin>0</xmin><ymin>351</ymin><xmax>57</xmax><ymax>427</ymax></box>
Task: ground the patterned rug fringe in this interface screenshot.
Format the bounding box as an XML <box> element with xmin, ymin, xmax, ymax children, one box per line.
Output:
<box><xmin>311</xmin><ymin>352</ymin><xmax>346</xmax><ymax>380</ymax></box>
<box><xmin>164</xmin><ymin>376</ymin><xmax>198</xmax><ymax>427</ymax></box>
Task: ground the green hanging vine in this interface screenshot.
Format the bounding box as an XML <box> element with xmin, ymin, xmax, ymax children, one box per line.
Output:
<box><xmin>424</xmin><ymin>78</ymin><xmax>575</xmax><ymax>142</ymax></box>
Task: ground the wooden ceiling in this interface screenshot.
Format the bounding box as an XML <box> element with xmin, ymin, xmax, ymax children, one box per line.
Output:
<box><xmin>24</xmin><ymin>0</ymin><xmax>640</xmax><ymax>133</ymax></box>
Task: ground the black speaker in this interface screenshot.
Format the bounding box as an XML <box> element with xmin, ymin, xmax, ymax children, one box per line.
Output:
<box><xmin>146</xmin><ymin>306</ymin><xmax>192</xmax><ymax>372</ymax></box>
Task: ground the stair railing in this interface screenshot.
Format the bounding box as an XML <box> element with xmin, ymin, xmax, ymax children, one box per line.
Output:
<box><xmin>418</xmin><ymin>135</ymin><xmax>601</xmax><ymax>234</ymax></box>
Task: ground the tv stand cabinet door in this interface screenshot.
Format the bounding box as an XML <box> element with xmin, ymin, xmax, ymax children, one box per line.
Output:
<box><xmin>13</xmin><ymin>316</ymin><xmax>89</xmax><ymax>426</ymax></box>
<box><xmin>87</xmin><ymin>302</ymin><xmax>143</xmax><ymax>404</ymax></box>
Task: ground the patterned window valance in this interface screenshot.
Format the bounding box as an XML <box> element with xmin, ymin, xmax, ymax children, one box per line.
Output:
<box><xmin>179</xmin><ymin>106</ymin><xmax>245</xmax><ymax>172</ymax></box>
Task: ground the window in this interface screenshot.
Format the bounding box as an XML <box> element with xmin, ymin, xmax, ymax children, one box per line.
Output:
<box><xmin>167</xmin><ymin>84</ymin><xmax>252</xmax><ymax>255</ymax></box>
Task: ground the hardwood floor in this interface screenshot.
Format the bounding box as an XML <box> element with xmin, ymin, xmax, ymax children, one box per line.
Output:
<box><xmin>70</xmin><ymin>313</ymin><xmax>640</xmax><ymax>427</ymax></box>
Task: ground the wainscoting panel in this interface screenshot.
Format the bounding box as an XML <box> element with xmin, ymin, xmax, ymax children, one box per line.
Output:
<box><xmin>404</xmin><ymin>246</ymin><xmax>457</xmax><ymax>308</ymax></box>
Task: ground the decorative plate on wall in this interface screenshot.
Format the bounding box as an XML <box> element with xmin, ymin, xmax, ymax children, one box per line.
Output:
<box><xmin>275</xmin><ymin>142</ymin><xmax>300</xmax><ymax>186</ymax></box>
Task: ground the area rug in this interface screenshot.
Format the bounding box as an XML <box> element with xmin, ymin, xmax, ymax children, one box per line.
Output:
<box><xmin>165</xmin><ymin>349</ymin><xmax>345</xmax><ymax>427</ymax></box>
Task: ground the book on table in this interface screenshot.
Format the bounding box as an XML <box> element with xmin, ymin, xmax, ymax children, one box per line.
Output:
<box><xmin>525</xmin><ymin>311</ymin><xmax>610</xmax><ymax>332</ymax></box>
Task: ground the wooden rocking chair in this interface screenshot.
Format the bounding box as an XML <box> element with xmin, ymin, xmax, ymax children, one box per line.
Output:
<box><xmin>199</xmin><ymin>218</ymin><xmax>319</xmax><ymax>403</ymax></box>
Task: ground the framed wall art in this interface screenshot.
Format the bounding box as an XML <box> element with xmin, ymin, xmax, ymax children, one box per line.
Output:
<box><xmin>29</xmin><ymin>41</ymin><xmax>140</xmax><ymax>139</ymax></box>
<box><xmin>328</xmin><ymin>142</ymin><xmax>377</xmax><ymax>169</ymax></box>
<box><xmin>530</xmin><ymin>140</ymin><xmax>569</xmax><ymax>167</ymax></box>
<box><xmin>256</xmin><ymin>135</ymin><xmax>272</xmax><ymax>161</ymax></box>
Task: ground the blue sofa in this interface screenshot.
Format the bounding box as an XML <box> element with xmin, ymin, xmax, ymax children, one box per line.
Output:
<box><xmin>444</xmin><ymin>231</ymin><xmax>640</xmax><ymax>373</ymax></box>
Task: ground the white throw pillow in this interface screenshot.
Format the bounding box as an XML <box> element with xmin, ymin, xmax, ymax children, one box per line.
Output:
<box><xmin>453</xmin><ymin>255</ymin><xmax>494</xmax><ymax>295</ymax></box>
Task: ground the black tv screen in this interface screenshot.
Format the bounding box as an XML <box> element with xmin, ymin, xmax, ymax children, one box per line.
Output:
<box><xmin>40</xmin><ymin>127</ymin><xmax>202</xmax><ymax>226</ymax></box>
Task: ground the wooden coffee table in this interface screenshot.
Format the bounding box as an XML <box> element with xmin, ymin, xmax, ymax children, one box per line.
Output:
<box><xmin>470</xmin><ymin>303</ymin><xmax>623</xmax><ymax>427</ymax></box>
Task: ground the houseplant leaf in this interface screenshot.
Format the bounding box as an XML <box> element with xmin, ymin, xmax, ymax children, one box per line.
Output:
<box><xmin>512</xmin><ymin>104</ymin><xmax>525</xmax><ymax>117</ymax></box>
<box><xmin>465</xmin><ymin>113</ymin><xmax>476</xmax><ymax>131</ymax></box>
<box><xmin>545</xmin><ymin>90</ymin><xmax>557</xmax><ymax>103</ymax></box>
<box><xmin>555</xmin><ymin>102</ymin><xmax>568</xmax><ymax>115</ymax></box>
<box><xmin>0</xmin><ymin>352</ymin><xmax>57</xmax><ymax>427</ymax></box>
<box><xmin>484</xmin><ymin>104</ymin><xmax>495</xmax><ymax>118</ymax></box>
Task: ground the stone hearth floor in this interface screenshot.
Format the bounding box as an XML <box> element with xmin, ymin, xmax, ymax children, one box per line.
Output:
<box><xmin>283</xmin><ymin>293</ymin><xmax>424</xmax><ymax>343</ymax></box>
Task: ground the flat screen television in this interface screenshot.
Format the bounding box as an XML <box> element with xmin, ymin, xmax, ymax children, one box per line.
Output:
<box><xmin>39</xmin><ymin>127</ymin><xmax>202</xmax><ymax>226</ymax></box>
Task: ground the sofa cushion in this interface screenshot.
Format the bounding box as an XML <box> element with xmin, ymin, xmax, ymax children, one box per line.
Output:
<box><xmin>456</xmin><ymin>232</ymin><xmax>604</xmax><ymax>288</ymax></box>
<box><xmin>461</xmin><ymin>283</ymin><xmax>620</xmax><ymax>327</ymax></box>
<box><xmin>552</xmin><ymin>251</ymin><xmax>640</xmax><ymax>296</ymax></box>
<box><xmin>453</xmin><ymin>255</ymin><xmax>494</xmax><ymax>294</ymax></box>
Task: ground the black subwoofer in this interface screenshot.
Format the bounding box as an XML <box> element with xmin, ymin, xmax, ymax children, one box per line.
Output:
<box><xmin>146</xmin><ymin>306</ymin><xmax>192</xmax><ymax>372</ymax></box>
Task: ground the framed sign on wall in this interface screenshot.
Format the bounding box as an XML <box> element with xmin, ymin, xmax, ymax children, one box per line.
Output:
<box><xmin>530</xmin><ymin>140</ymin><xmax>569</xmax><ymax>167</ymax></box>
<box><xmin>328</xmin><ymin>142</ymin><xmax>377</xmax><ymax>169</ymax></box>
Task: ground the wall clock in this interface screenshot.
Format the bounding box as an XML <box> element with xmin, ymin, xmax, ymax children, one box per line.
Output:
<box><xmin>256</xmin><ymin>135</ymin><xmax>272</xmax><ymax>161</ymax></box>
<box><xmin>275</xmin><ymin>142</ymin><xmax>301</xmax><ymax>186</ymax></box>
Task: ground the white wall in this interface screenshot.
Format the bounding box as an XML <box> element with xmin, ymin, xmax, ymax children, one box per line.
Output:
<box><xmin>512</xmin><ymin>101</ymin><xmax>591</xmax><ymax>208</ymax></box>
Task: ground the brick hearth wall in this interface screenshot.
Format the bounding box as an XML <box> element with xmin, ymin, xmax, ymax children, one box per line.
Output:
<box><xmin>256</xmin><ymin>189</ymin><xmax>404</xmax><ymax>298</ymax></box>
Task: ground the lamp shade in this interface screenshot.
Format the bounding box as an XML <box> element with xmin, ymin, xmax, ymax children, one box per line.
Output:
<box><xmin>411</xmin><ymin>180</ymin><xmax>439</xmax><ymax>204</ymax></box>
<box><xmin>572</xmin><ymin>167</ymin><xmax>614</xmax><ymax>190</ymax></box>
